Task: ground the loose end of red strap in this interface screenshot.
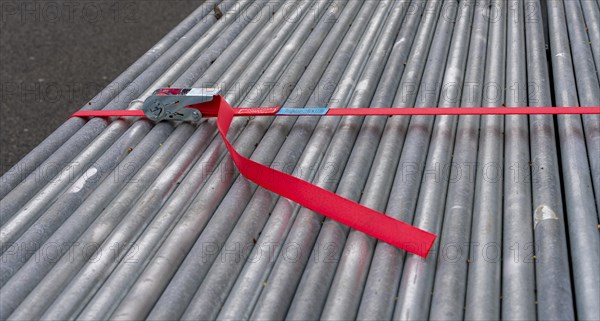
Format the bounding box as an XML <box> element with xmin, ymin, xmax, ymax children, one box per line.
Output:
<box><xmin>213</xmin><ymin>95</ymin><xmax>437</xmax><ymax>258</ymax></box>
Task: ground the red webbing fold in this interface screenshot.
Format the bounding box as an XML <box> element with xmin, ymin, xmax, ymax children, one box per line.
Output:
<box><xmin>214</xmin><ymin>96</ymin><xmax>436</xmax><ymax>257</ymax></box>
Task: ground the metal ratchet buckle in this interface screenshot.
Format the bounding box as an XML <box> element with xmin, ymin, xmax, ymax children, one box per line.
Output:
<box><xmin>142</xmin><ymin>87</ymin><xmax>221</xmax><ymax>122</ymax></box>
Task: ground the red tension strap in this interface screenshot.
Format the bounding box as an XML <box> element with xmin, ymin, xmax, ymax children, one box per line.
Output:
<box><xmin>71</xmin><ymin>100</ymin><xmax>600</xmax><ymax>258</ymax></box>
<box><xmin>71</xmin><ymin>106</ymin><xmax>600</xmax><ymax>118</ymax></box>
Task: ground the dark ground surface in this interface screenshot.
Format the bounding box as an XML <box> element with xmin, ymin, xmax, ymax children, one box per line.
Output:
<box><xmin>0</xmin><ymin>0</ymin><xmax>205</xmax><ymax>175</ymax></box>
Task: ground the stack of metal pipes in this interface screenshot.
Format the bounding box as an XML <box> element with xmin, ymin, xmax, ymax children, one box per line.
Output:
<box><xmin>0</xmin><ymin>0</ymin><xmax>598</xmax><ymax>320</ymax></box>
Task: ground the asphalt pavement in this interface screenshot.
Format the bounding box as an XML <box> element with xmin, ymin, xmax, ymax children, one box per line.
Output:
<box><xmin>0</xmin><ymin>0</ymin><xmax>205</xmax><ymax>175</ymax></box>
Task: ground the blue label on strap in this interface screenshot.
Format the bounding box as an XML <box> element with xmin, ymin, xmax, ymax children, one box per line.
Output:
<box><xmin>277</xmin><ymin>107</ymin><xmax>329</xmax><ymax>115</ymax></box>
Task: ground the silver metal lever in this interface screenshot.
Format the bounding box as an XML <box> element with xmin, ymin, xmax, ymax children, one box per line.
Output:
<box><xmin>142</xmin><ymin>87</ymin><xmax>221</xmax><ymax>122</ymax></box>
